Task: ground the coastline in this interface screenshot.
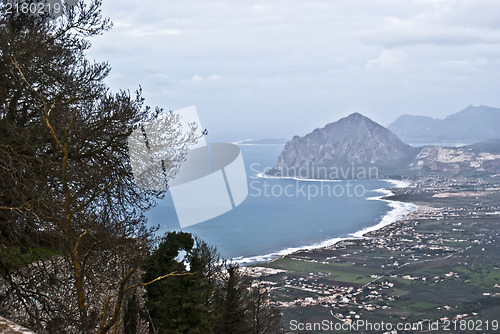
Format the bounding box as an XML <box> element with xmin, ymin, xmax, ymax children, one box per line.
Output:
<box><xmin>256</xmin><ymin>172</ymin><xmax>342</xmax><ymax>182</ymax></box>
<box><xmin>235</xmin><ymin>178</ymin><xmax>418</xmax><ymax>265</ymax></box>
<box><xmin>353</xmin><ymin>180</ymin><xmax>418</xmax><ymax>238</ymax></box>
<box><xmin>256</xmin><ymin>173</ymin><xmax>500</xmax><ymax>327</ymax></box>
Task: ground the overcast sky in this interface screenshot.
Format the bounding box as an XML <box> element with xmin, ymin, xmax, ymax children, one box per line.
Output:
<box><xmin>87</xmin><ymin>0</ymin><xmax>500</xmax><ymax>141</ymax></box>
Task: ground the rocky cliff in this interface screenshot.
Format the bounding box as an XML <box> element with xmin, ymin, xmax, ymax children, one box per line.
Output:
<box><xmin>410</xmin><ymin>140</ymin><xmax>500</xmax><ymax>173</ymax></box>
<box><xmin>267</xmin><ymin>113</ymin><xmax>418</xmax><ymax>178</ymax></box>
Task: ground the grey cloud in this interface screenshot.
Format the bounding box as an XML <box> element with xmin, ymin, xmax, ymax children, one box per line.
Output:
<box><xmin>88</xmin><ymin>0</ymin><xmax>500</xmax><ymax>139</ymax></box>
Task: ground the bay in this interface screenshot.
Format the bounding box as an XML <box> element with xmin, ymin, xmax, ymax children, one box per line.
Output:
<box><xmin>146</xmin><ymin>142</ymin><xmax>415</xmax><ymax>264</ymax></box>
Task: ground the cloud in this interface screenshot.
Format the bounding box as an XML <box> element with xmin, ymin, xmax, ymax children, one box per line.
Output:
<box><xmin>189</xmin><ymin>75</ymin><xmax>204</xmax><ymax>84</ymax></box>
<box><xmin>184</xmin><ymin>74</ymin><xmax>223</xmax><ymax>84</ymax></box>
<box><xmin>88</xmin><ymin>0</ymin><xmax>500</xmax><ymax>138</ymax></box>
<box><xmin>251</xmin><ymin>4</ymin><xmax>273</xmax><ymax>12</ymax></box>
<box><xmin>361</xmin><ymin>5</ymin><xmax>500</xmax><ymax>47</ymax></box>
<box><xmin>365</xmin><ymin>50</ymin><xmax>408</xmax><ymax>70</ymax></box>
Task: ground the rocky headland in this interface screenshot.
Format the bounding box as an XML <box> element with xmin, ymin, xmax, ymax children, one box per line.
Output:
<box><xmin>266</xmin><ymin>112</ymin><xmax>500</xmax><ymax>179</ymax></box>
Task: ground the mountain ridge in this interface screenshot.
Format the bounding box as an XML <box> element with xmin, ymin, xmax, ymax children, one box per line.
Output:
<box><xmin>388</xmin><ymin>105</ymin><xmax>500</xmax><ymax>145</ymax></box>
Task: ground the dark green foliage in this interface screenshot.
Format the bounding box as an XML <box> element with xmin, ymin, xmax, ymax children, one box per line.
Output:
<box><xmin>144</xmin><ymin>232</ymin><xmax>217</xmax><ymax>333</ymax></box>
<box><xmin>213</xmin><ymin>263</ymin><xmax>252</xmax><ymax>334</ymax></box>
<box><xmin>144</xmin><ymin>232</ymin><xmax>282</xmax><ymax>334</ymax></box>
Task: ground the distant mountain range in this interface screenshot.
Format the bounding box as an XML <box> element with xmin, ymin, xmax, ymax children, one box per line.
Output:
<box><xmin>388</xmin><ymin>105</ymin><xmax>500</xmax><ymax>145</ymax></box>
<box><xmin>266</xmin><ymin>112</ymin><xmax>500</xmax><ymax>178</ymax></box>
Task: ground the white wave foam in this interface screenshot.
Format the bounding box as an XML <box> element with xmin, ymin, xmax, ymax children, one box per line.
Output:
<box><xmin>354</xmin><ymin>183</ymin><xmax>417</xmax><ymax>237</ymax></box>
<box><xmin>367</xmin><ymin>187</ymin><xmax>392</xmax><ymax>200</ymax></box>
<box><xmin>232</xmin><ymin>237</ymin><xmax>344</xmax><ymax>265</ymax></box>
<box><xmin>350</xmin><ymin>200</ymin><xmax>417</xmax><ymax>238</ymax></box>
<box><xmin>385</xmin><ymin>179</ymin><xmax>411</xmax><ymax>188</ymax></box>
<box><xmin>257</xmin><ymin>172</ymin><xmax>341</xmax><ymax>182</ymax></box>
<box><xmin>232</xmin><ymin>138</ymin><xmax>254</xmax><ymax>145</ymax></box>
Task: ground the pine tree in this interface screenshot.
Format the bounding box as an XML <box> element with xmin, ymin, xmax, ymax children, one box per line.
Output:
<box><xmin>144</xmin><ymin>232</ymin><xmax>219</xmax><ymax>333</ymax></box>
<box><xmin>213</xmin><ymin>263</ymin><xmax>253</xmax><ymax>334</ymax></box>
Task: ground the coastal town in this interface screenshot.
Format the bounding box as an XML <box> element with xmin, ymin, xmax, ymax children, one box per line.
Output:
<box><xmin>248</xmin><ymin>172</ymin><xmax>500</xmax><ymax>333</ymax></box>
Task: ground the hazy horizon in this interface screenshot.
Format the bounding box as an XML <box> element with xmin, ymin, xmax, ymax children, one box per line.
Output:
<box><xmin>87</xmin><ymin>0</ymin><xmax>500</xmax><ymax>141</ymax></box>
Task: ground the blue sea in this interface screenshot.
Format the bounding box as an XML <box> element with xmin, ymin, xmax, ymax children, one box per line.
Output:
<box><xmin>146</xmin><ymin>142</ymin><xmax>417</xmax><ymax>264</ymax></box>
